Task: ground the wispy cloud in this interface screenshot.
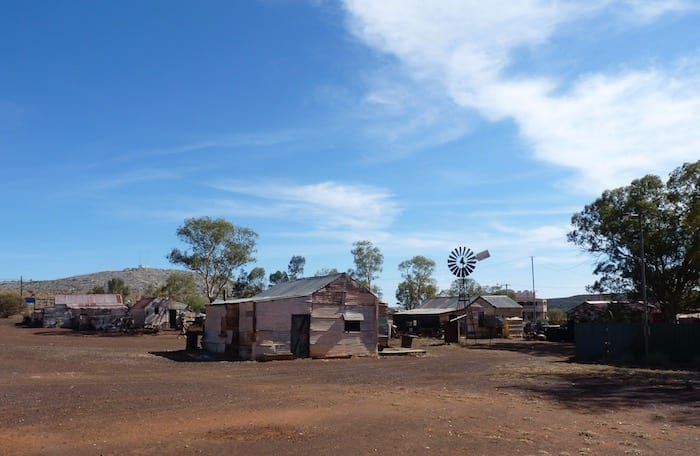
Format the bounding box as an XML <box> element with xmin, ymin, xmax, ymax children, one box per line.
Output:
<box><xmin>211</xmin><ymin>179</ymin><xmax>402</xmax><ymax>232</ymax></box>
<box><xmin>343</xmin><ymin>0</ymin><xmax>700</xmax><ymax>194</ymax></box>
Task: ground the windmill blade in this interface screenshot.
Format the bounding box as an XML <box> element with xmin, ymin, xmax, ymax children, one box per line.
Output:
<box><xmin>475</xmin><ymin>250</ymin><xmax>490</xmax><ymax>261</ymax></box>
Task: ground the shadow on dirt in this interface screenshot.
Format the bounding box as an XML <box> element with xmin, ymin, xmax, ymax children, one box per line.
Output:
<box><xmin>466</xmin><ymin>341</ymin><xmax>700</xmax><ymax>426</ymax></box>
<box><xmin>475</xmin><ymin>342</ymin><xmax>700</xmax><ymax>426</ymax></box>
<box><xmin>511</xmin><ymin>366</ymin><xmax>699</xmax><ymax>424</ymax></box>
<box><xmin>149</xmin><ymin>350</ymin><xmax>235</xmax><ymax>362</ymax></box>
<box><xmin>468</xmin><ymin>340</ymin><xmax>576</xmax><ymax>358</ymax></box>
<box><xmin>32</xmin><ymin>329</ymin><xmax>156</xmax><ymax>337</ymax></box>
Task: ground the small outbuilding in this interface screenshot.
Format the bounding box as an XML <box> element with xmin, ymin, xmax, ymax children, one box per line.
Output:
<box><xmin>40</xmin><ymin>294</ymin><xmax>127</xmax><ymax>329</ymax></box>
<box><xmin>203</xmin><ymin>273</ymin><xmax>379</xmax><ymax>360</ymax></box>
<box><xmin>393</xmin><ymin>297</ymin><xmax>480</xmax><ymax>337</ymax></box>
<box><xmin>129</xmin><ymin>297</ymin><xmax>188</xmax><ymax>329</ymax></box>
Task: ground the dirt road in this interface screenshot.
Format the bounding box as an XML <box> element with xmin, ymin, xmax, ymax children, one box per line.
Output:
<box><xmin>1</xmin><ymin>316</ymin><xmax>697</xmax><ymax>455</ymax></box>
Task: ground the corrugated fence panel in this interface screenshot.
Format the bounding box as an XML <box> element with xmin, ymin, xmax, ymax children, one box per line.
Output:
<box><xmin>575</xmin><ymin>322</ymin><xmax>700</xmax><ymax>364</ymax></box>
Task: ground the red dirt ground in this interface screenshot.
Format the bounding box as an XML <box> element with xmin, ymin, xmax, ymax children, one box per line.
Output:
<box><xmin>1</xmin><ymin>315</ymin><xmax>698</xmax><ymax>455</ymax></box>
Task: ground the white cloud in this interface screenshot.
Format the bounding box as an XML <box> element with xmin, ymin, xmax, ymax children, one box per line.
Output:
<box><xmin>343</xmin><ymin>0</ymin><xmax>700</xmax><ymax>194</ymax></box>
<box><xmin>211</xmin><ymin>180</ymin><xmax>401</xmax><ymax>232</ymax></box>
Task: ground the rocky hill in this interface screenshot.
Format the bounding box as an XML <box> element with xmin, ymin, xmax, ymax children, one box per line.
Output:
<box><xmin>0</xmin><ymin>267</ymin><xmax>193</xmax><ymax>297</ymax></box>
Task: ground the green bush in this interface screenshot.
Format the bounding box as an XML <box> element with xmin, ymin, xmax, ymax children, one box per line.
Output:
<box><xmin>0</xmin><ymin>292</ymin><xmax>26</xmax><ymax>318</ymax></box>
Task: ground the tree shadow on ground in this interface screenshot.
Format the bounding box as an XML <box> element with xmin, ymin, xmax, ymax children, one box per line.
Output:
<box><xmin>149</xmin><ymin>350</ymin><xmax>238</xmax><ymax>363</ymax></box>
<box><xmin>508</xmin><ymin>366</ymin><xmax>700</xmax><ymax>425</ymax></box>
<box><xmin>480</xmin><ymin>342</ymin><xmax>700</xmax><ymax>426</ymax></box>
<box><xmin>32</xmin><ymin>329</ymin><xmax>155</xmax><ymax>337</ymax></box>
<box><xmin>467</xmin><ymin>340</ymin><xmax>576</xmax><ymax>358</ymax></box>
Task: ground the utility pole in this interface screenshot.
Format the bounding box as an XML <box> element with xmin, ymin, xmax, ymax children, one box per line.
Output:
<box><xmin>626</xmin><ymin>213</ymin><xmax>649</xmax><ymax>364</ymax></box>
<box><xmin>531</xmin><ymin>257</ymin><xmax>536</xmax><ymax>321</ymax></box>
<box><xmin>637</xmin><ymin>215</ymin><xmax>649</xmax><ymax>364</ymax></box>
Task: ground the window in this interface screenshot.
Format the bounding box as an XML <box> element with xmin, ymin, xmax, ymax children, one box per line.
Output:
<box><xmin>344</xmin><ymin>320</ymin><xmax>361</xmax><ymax>332</ymax></box>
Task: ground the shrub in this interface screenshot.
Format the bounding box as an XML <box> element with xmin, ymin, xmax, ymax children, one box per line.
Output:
<box><xmin>0</xmin><ymin>292</ymin><xmax>26</xmax><ymax>318</ymax></box>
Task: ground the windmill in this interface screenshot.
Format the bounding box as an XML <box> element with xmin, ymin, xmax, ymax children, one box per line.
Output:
<box><xmin>447</xmin><ymin>246</ymin><xmax>490</xmax><ymax>342</ymax></box>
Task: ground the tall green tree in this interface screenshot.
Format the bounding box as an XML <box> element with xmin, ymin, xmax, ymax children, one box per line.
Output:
<box><xmin>167</xmin><ymin>217</ymin><xmax>258</xmax><ymax>302</ymax></box>
<box><xmin>396</xmin><ymin>255</ymin><xmax>438</xmax><ymax>310</ymax></box>
<box><xmin>268</xmin><ymin>270</ymin><xmax>289</xmax><ymax>288</ymax></box>
<box><xmin>233</xmin><ymin>267</ymin><xmax>266</xmax><ymax>298</ymax></box>
<box><xmin>287</xmin><ymin>255</ymin><xmax>305</xmax><ymax>280</ymax></box>
<box><xmin>162</xmin><ymin>272</ymin><xmax>197</xmax><ymax>301</ymax></box>
<box><xmin>568</xmin><ymin>161</ymin><xmax>700</xmax><ymax>320</ymax></box>
<box><xmin>349</xmin><ymin>240</ymin><xmax>384</xmax><ymax>295</ymax></box>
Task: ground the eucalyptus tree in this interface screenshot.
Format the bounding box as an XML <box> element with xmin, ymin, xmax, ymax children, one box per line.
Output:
<box><xmin>396</xmin><ymin>255</ymin><xmax>438</xmax><ymax>310</ymax></box>
<box><xmin>568</xmin><ymin>161</ymin><xmax>699</xmax><ymax>319</ymax></box>
<box><xmin>168</xmin><ymin>217</ymin><xmax>257</xmax><ymax>303</ymax></box>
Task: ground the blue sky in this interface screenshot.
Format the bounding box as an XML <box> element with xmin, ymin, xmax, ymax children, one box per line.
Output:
<box><xmin>2</xmin><ymin>1</ymin><xmax>699</xmax><ymax>302</ymax></box>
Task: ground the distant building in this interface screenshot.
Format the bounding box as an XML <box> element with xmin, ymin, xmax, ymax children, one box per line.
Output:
<box><xmin>394</xmin><ymin>295</ymin><xmax>524</xmax><ymax>339</ymax></box>
<box><xmin>515</xmin><ymin>290</ymin><xmax>547</xmax><ymax>323</ymax></box>
<box><xmin>566</xmin><ymin>300</ymin><xmax>660</xmax><ymax>323</ymax></box>
<box><xmin>129</xmin><ymin>297</ymin><xmax>188</xmax><ymax>329</ymax></box>
<box><xmin>39</xmin><ymin>294</ymin><xmax>127</xmax><ymax>329</ymax></box>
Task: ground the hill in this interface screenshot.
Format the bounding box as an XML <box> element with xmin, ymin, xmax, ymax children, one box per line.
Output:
<box><xmin>0</xmin><ymin>267</ymin><xmax>194</xmax><ymax>296</ymax></box>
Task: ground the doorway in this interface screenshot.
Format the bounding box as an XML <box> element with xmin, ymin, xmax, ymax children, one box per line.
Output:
<box><xmin>290</xmin><ymin>314</ymin><xmax>310</xmax><ymax>358</ymax></box>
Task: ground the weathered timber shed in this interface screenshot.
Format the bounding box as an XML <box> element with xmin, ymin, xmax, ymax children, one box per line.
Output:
<box><xmin>394</xmin><ymin>299</ymin><xmax>470</xmax><ymax>337</ymax></box>
<box><xmin>42</xmin><ymin>294</ymin><xmax>127</xmax><ymax>329</ymax></box>
<box><xmin>129</xmin><ymin>297</ymin><xmax>188</xmax><ymax>329</ymax></box>
<box><xmin>203</xmin><ymin>273</ymin><xmax>379</xmax><ymax>360</ymax></box>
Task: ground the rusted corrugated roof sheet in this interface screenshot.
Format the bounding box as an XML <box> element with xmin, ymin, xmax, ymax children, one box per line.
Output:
<box><xmin>131</xmin><ymin>297</ymin><xmax>155</xmax><ymax>310</ymax></box>
<box><xmin>54</xmin><ymin>294</ymin><xmax>125</xmax><ymax>309</ymax></box>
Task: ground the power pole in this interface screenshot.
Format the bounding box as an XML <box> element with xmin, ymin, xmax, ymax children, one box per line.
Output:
<box><xmin>531</xmin><ymin>257</ymin><xmax>536</xmax><ymax>321</ymax></box>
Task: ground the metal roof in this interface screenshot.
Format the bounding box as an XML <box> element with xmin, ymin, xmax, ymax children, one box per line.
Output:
<box><xmin>54</xmin><ymin>294</ymin><xmax>125</xmax><ymax>309</ymax></box>
<box><xmin>253</xmin><ymin>273</ymin><xmax>346</xmax><ymax>299</ymax></box>
<box><xmin>395</xmin><ymin>302</ymin><xmax>484</xmax><ymax>316</ymax></box>
<box><xmin>476</xmin><ymin>295</ymin><xmax>523</xmax><ymax>309</ymax></box>
<box><xmin>396</xmin><ymin>308</ymin><xmax>457</xmax><ymax>316</ymax></box>
<box><xmin>211</xmin><ymin>273</ymin><xmax>348</xmax><ymax>305</ymax></box>
<box><xmin>417</xmin><ymin>296</ymin><xmax>475</xmax><ymax>309</ymax></box>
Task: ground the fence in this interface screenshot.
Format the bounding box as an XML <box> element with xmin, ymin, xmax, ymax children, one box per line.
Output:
<box><xmin>575</xmin><ymin>321</ymin><xmax>700</xmax><ymax>365</ymax></box>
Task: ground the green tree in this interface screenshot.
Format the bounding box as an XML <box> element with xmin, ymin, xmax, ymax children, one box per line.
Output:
<box><xmin>568</xmin><ymin>161</ymin><xmax>700</xmax><ymax>320</ymax></box>
<box><xmin>167</xmin><ymin>217</ymin><xmax>258</xmax><ymax>302</ymax></box>
<box><xmin>232</xmin><ymin>267</ymin><xmax>266</xmax><ymax>298</ymax></box>
<box><xmin>91</xmin><ymin>285</ymin><xmax>106</xmax><ymax>294</ymax></box>
<box><xmin>349</xmin><ymin>240</ymin><xmax>384</xmax><ymax>294</ymax></box>
<box><xmin>268</xmin><ymin>270</ymin><xmax>289</xmax><ymax>288</ymax></box>
<box><xmin>162</xmin><ymin>272</ymin><xmax>197</xmax><ymax>301</ymax></box>
<box><xmin>315</xmin><ymin>267</ymin><xmax>339</xmax><ymax>276</ymax></box>
<box><xmin>482</xmin><ymin>284</ymin><xmax>516</xmax><ymax>300</ymax></box>
<box><xmin>440</xmin><ymin>278</ymin><xmax>483</xmax><ymax>297</ymax></box>
<box><xmin>547</xmin><ymin>308</ymin><xmax>567</xmax><ymax>325</ymax></box>
<box><xmin>0</xmin><ymin>292</ymin><xmax>26</xmax><ymax>318</ymax></box>
<box><xmin>143</xmin><ymin>283</ymin><xmax>160</xmax><ymax>297</ymax></box>
<box><xmin>287</xmin><ymin>255</ymin><xmax>305</xmax><ymax>280</ymax></box>
<box><xmin>185</xmin><ymin>295</ymin><xmax>209</xmax><ymax>314</ymax></box>
<box><xmin>107</xmin><ymin>277</ymin><xmax>130</xmax><ymax>297</ymax></box>
<box><xmin>396</xmin><ymin>255</ymin><xmax>438</xmax><ymax>310</ymax></box>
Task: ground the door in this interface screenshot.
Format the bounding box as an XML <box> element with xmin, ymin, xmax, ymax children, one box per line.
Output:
<box><xmin>290</xmin><ymin>314</ymin><xmax>310</xmax><ymax>358</ymax></box>
<box><xmin>444</xmin><ymin>318</ymin><xmax>458</xmax><ymax>343</ymax></box>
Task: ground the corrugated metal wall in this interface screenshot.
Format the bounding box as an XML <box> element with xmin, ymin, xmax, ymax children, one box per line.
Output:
<box><xmin>575</xmin><ymin>322</ymin><xmax>700</xmax><ymax>364</ymax></box>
